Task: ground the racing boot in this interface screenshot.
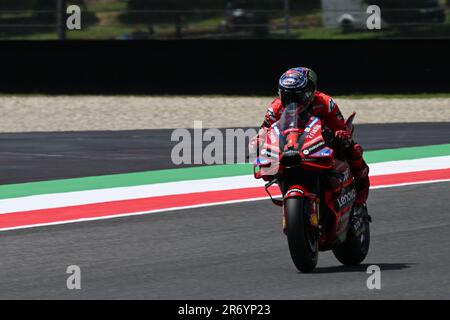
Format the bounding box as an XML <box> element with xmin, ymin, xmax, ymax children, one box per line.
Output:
<box><xmin>346</xmin><ymin>143</ymin><xmax>371</xmax><ymax>234</ymax></box>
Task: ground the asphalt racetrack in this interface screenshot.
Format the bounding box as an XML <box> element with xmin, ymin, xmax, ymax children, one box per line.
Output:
<box><xmin>1</xmin><ymin>182</ymin><xmax>449</xmax><ymax>299</ymax></box>
<box><xmin>0</xmin><ymin>123</ymin><xmax>449</xmax><ymax>299</ymax></box>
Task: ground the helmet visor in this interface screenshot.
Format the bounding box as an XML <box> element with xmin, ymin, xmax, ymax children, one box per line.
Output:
<box><xmin>279</xmin><ymin>90</ymin><xmax>313</xmax><ymax>110</ymax></box>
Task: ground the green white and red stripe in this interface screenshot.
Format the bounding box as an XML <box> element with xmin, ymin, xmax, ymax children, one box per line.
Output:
<box><xmin>0</xmin><ymin>144</ymin><xmax>449</xmax><ymax>231</ymax></box>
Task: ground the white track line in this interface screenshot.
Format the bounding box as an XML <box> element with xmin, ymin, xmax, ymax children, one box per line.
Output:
<box><xmin>1</xmin><ymin>178</ymin><xmax>449</xmax><ymax>232</ymax></box>
<box><xmin>0</xmin><ymin>155</ymin><xmax>449</xmax><ymax>214</ymax></box>
<box><xmin>369</xmin><ymin>156</ymin><xmax>450</xmax><ymax>175</ymax></box>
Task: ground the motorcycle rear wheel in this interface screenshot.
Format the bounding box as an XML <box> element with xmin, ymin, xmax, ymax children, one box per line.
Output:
<box><xmin>285</xmin><ymin>197</ymin><xmax>319</xmax><ymax>273</ymax></box>
<box><xmin>332</xmin><ymin>214</ymin><xmax>370</xmax><ymax>266</ymax></box>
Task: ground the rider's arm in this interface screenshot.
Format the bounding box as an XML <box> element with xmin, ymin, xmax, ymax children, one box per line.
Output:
<box><xmin>251</xmin><ymin>98</ymin><xmax>281</xmax><ymax>153</ymax></box>
<box><xmin>320</xmin><ymin>96</ymin><xmax>347</xmax><ymax>133</ymax></box>
<box><xmin>261</xmin><ymin>98</ymin><xmax>282</xmax><ymax>128</ymax></box>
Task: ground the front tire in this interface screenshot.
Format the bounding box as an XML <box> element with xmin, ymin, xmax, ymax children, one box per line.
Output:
<box><xmin>285</xmin><ymin>197</ymin><xmax>318</xmax><ymax>273</ymax></box>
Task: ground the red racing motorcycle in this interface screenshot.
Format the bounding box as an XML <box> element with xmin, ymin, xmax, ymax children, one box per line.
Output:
<box><xmin>252</xmin><ymin>103</ymin><xmax>371</xmax><ymax>273</ymax></box>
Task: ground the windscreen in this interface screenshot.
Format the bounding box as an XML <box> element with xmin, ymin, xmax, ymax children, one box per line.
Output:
<box><xmin>278</xmin><ymin>103</ymin><xmax>312</xmax><ymax>132</ymax></box>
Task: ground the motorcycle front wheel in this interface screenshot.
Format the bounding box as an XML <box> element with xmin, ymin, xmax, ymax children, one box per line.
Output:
<box><xmin>285</xmin><ymin>197</ymin><xmax>319</xmax><ymax>273</ymax></box>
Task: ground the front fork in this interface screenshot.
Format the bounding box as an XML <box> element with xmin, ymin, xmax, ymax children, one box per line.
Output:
<box><xmin>282</xmin><ymin>191</ymin><xmax>321</xmax><ymax>238</ymax></box>
<box><xmin>268</xmin><ymin>172</ymin><xmax>321</xmax><ymax>237</ymax></box>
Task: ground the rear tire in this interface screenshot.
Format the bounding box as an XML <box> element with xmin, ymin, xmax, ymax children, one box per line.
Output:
<box><xmin>285</xmin><ymin>197</ymin><xmax>318</xmax><ymax>273</ymax></box>
<box><xmin>332</xmin><ymin>216</ymin><xmax>370</xmax><ymax>266</ymax></box>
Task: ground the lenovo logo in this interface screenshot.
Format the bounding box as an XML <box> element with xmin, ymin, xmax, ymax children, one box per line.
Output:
<box><xmin>337</xmin><ymin>189</ymin><xmax>356</xmax><ymax>208</ymax></box>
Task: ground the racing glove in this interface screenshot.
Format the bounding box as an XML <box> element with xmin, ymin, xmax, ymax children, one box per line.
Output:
<box><xmin>334</xmin><ymin>129</ymin><xmax>353</xmax><ymax>149</ymax></box>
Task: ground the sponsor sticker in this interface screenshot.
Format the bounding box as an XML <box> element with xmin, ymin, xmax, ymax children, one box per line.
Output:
<box><xmin>306</xmin><ymin>117</ymin><xmax>319</xmax><ymax>129</ymax></box>
<box><xmin>303</xmin><ymin>141</ymin><xmax>325</xmax><ymax>155</ymax></box>
<box><xmin>336</xmin><ymin>188</ymin><xmax>357</xmax><ymax>209</ymax></box>
<box><xmin>282</xmin><ymin>78</ymin><xmax>296</xmax><ymax>86</ymax></box>
<box><xmin>312</xmin><ymin>147</ymin><xmax>332</xmax><ymax>157</ymax></box>
<box><xmin>307</xmin><ymin>124</ymin><xmax>321</xmax><ymax>139</ymax></box>
<box><xmin>261</xmin><ymin>149</ymin><xmax>278</xmax><ymax>158</ymax></box>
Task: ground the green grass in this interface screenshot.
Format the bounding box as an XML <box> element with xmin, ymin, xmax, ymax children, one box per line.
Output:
<box><xmin>5</xmin><ymin>31</ymin><xmax>58</xmax><ymax>40</ymax></box>
<box><xmin>187</xmin><ymin>16</ymin><xmax>223</xmax><ymax>29</ymax></box>
<box><xmin>4</xmin><ymin>26</ymin><xmax>137</xmax><ymax>40</ymax></box>
<box><xmin>288</xmin><ymin>27</ymin><xmax>381</xmax><ymax>40</ymax></box>
<box><xmin>86</xmin><ymin>1</ymin><xmax>127</xmax><ymax>13</ymax></box>
<box><xmin>288</xmin><ymin>22</ymin><xmax>450</xmax><ymax>40</ymax></box>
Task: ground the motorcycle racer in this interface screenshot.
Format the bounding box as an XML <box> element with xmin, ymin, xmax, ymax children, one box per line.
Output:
<box><xmin>255</xmin><ymin>67</ymin><xmax>370</xmax><ymax>209</ymax></box>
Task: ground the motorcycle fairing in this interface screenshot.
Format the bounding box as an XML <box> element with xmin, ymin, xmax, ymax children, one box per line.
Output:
<box><xmin>322</xmin><ymin>160</ymin><xmax>356</xmax><ymax>241</ymax></box>
<box><xmin>299</xmin><ymin>116</ymin><xmax>334</xmax><ymax>170</ymax></box>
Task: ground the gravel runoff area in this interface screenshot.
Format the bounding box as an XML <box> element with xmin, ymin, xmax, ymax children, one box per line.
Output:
<box><xmin>1</xmin><ymin>96</ymin><xmax>449</xmax><ymax>132</ymax></box>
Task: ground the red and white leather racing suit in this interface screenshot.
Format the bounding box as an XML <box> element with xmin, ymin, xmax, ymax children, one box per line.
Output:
<box><xmin>260</xmin><ymin>91</ymin><xmax>370</xmax><ymax>206</ymax></box>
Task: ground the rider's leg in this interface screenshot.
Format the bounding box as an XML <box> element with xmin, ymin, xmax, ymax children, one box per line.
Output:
<box><xmin>346</xmin><ymin>143</ymin><xmax>370</xmax><ymax>206</ymax></box>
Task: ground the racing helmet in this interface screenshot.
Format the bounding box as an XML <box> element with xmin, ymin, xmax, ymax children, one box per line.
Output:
<box><xmin>278</xmin><ymin>67</ymin><xmax>318</xmax><ymax>112</ymax></box>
